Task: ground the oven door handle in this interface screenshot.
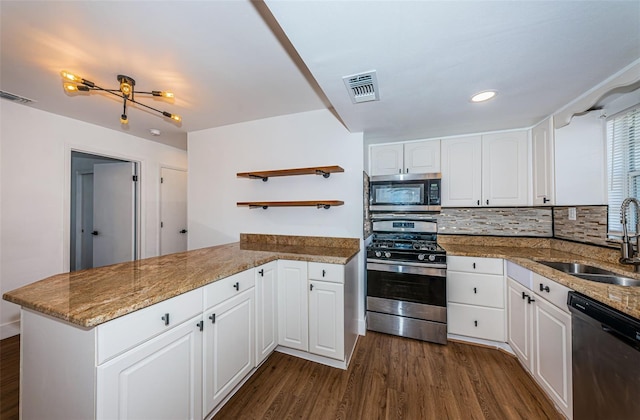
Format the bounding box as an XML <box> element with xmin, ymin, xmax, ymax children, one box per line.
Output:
<box><xmin>367</xmin><ymin>261</ymin><xmax>446</xmax><ymax>277</ymax></box>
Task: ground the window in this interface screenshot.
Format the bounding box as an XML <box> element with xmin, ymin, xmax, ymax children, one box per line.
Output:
<box><xmin>607</xmin><ymin>105</ymin><xmax>640</xmax><ymax>234</ymax></box>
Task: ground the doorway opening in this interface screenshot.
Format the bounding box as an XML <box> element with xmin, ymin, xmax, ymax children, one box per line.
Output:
<box><xmin>70</xmin><ymin>151</ymin><xmax>140</xmax><ymax>271</ymax></box>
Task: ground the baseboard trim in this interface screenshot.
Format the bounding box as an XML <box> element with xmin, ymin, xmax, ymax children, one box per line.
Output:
<box><xmin>1</xmin><ymin>320</ymin><xmax>20</xmax><ymax>339</ymax></box>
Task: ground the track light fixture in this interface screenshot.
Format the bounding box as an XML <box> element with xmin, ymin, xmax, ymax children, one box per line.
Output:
<box><xmin>60</xmin><ymin>70</ymin><xmax>181</xmax><ymax>125</ymax></box>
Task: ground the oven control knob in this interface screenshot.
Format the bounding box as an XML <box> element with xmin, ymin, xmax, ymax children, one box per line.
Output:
<box><xmin>418</xmin><ymin>254</ymin><xmax>425</xmax><ymax>261</ymax></box>
<box><xmin>384</xmin><ymin>251</ymin><xmax>391</xmax><ymax>258</ymax></box>
<box><xmin>428</xmin><ymin>254</ymin><xmax>436</xmax><ymax>262</ymax></box>
<box><xmin>375</xmin><ymin>251</ymin><xmax>382</xmax><ymax>258</ymax></box>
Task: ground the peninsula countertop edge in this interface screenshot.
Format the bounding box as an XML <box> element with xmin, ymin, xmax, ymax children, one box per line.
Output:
<box><xmin>3</xmin><ymin>240</ymin><xmax>360</xmax><ymax>328</ymax></box>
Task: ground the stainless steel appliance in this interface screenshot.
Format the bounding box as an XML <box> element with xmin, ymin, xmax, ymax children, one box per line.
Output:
<box><xmin>568</xmin><ymin>292</ymin><xmax>640</xmax><ymax>419</ymax></box>
<box><xmin>369</xmin><ymin>173</ymin><xmax>441</xmax><ymax>212</ymax></box>
<box><xmin>366</xmin><ymin>215</ymin><xmax>447</xmax><ymax>344</ymax></box>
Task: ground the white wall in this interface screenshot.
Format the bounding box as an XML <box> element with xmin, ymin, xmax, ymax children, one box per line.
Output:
<box><xmin>0</xmin><ymin>101</ymin><xmax>187</xmax><ymax>338</ymax></box>
<box><xmin>188</xmin><ymin>109</ymin><xmax>366</xmax><ymax>331</ymax></box>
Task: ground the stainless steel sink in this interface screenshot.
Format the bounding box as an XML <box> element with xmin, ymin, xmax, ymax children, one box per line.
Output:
<box><xmin>538</xmin><ymin>261</ymin><xmax>640</xmax><ymax>287</ymax></box>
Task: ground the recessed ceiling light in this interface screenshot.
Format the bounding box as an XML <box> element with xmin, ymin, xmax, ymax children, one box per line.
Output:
<box><xmin>470</xmin><ymin>90</ymin><xmax>497</xmax><ymax>103</ymax></box>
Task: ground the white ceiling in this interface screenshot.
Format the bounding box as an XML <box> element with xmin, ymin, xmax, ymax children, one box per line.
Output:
<box><xmin>1</xmin><ymin>1</ymin><xmax>639</xmax><ymax>150</ymax></box>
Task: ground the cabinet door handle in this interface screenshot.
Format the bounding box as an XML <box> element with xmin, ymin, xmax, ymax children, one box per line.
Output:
<box><xmin>539</xmin><ymin>283</ymin><xmax>550</xmax><ymax>293</ymax></box>
<box><xmin>310</xmin><ymin>284</ymin><xmax>314</xmax><ymax>291</ymax></box>
<box><xmin>258</xmin><ymin>269</ymin><xmax>264</xmax><ymax>277</ymax></box>
<box><xmin>473</xmin><ymin>287</ymin><xmax>477</xmax><ymax>294</ymax></box>
<box><xmin>209</xmin><ymin>314</ymin><xmax>215</xmax><ymax>324</ymax></box>
<box><xmin>322</xmin><ymin>269</ymin><xmax>326</xmax><ymax>277</ymax></box>
<box><xmin>477</xmin><ymin>200</ymin><xmax>480</xmax><ymax>206</ymax></box>
<box><xmin>233</xmin><ymin>282</ymin><xmax>239</xmax><ymax>291</ymax></box>
<box><xmin>486</xmin><ymin>199</ymin><xmax>489</xmax><ymax>205</ymax></box>
<box><xmin>197</xmin><ymin>321</ymin><xmax>204</xmax><ymax>331</ymax></box>
<box><xmin>472</xmin><ymin>262</ymin><xmax>476</xmax><ymax>269</ymax></box>
<box><xmin>161</xmin><ymin>313</ymin><xmax>170</xmax><ymax>326</ymax></box>
<box><xmin>474</xmin><ymin>320</ymin><xmax>478</xmax><ymax>327</ymax></box>
<box><xmin>522</xmin><ymin>291</ymin><xmax>527</xmax><ymax>300</ymax></box>
<box><xmin>543</xmin><ymin>197</ymin><xmax>550</xmax><ymax>203</ymax></box>
<box><xmin>398</xmin><ymin>169</ymin><xmax>401</xmax><ymax>174</ymax></box>
<box><xmin>527</xmin><ymin>295</ymin><xmax>536</xmax><ymax>304</ymax></box>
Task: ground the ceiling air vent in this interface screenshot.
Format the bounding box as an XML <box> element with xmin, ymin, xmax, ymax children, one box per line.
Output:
<box><xmin>343</xmin><ymin>71</ymin><xmax>379</xmax><ymax>103</ymax></box>
<box><xmin>0</xmin><ymin>90</ymin><xmax>35</xmax><ymax>104</ymax></box>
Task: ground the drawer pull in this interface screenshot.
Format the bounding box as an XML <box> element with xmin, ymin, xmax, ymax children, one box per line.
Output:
<box><xmin>258</xmin><ymin>269</ymin><xmax>264</xmax><ymax>277</ymax></box>
<box><xmin>209</xmin><ymin>314</ymin><xmax>216</xmax><ymax>324</ymax></box>
<box><xmin>472</xmin><ymin>263</ymin><xmax>476</xmax><ymax>269</ymax></box>
<box><xmin>473</xmin><ymin>287</ymin><xmax>477</xmax><ymax>294</ymax></box>
<box><xmin>233</xmin><ymin>282</ymin><xmax>240</xmax><ymax>291</ymax></box>
<box><xmin>474</xmin><ymin>320</ymin><xmax>478</xmax><ymax>327</ymax></box>
<box><xmin>161</xmin><ymin>313</ymin><xmax>170</xmax><ymax>326</ymax></box>
<box><xmin>322</xmin><ymin>269</ymin><xmax>326</xmax><ymax>277</ymax></box>
<box><xmin>539</xmin><ymin>283</ymin><xmax>550</xmax><ymax>293</ymax></box>
<box><xmin>522</xmin><ymin>291</ymin><xmax>527</xmax><ymax>300</ymax></box>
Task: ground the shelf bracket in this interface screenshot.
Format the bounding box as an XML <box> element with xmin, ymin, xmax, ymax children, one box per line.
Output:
<box><xmin>248</xmin><ymin>174</ymin><xmax>269</xmax><ymax>182</ymax></box>
<box><xmin>249</xmin><ymin>205</ymin><xmax>269</xmax><ymax>209</ymax></box>
<box><xmin>315</xmin><ymin>170</ymin><xmax>331</xmax><ymax>178</ymax></box>
<box><xmin>316</xmin><ymin>204</ymin><xmax>331</xmax><ymax>209</ymax></box>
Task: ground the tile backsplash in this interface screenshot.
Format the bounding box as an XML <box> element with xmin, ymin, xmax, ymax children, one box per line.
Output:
<box><xmin>553</xmin><ymin>205</ymin><xmax>613</xmax><ymax>248</ymax></box>
<box><xmin>437</xmin><ymin>207</ymin><xmax>553</xmax><ymax>237</ymax></box>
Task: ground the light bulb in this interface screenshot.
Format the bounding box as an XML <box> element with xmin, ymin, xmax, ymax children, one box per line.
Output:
<box><xmin>120</xmin><ymin>114</ymin><xmax>128</xmax><ymax>124</ymax></box>
<box><xmin>64</xmin><ymin>83</ymin><xmax>79</xmax><ymax>92</ymax></box>
<box><xmin>170</xmin><ymin>114</ymin><xmax>182</xmax><ymax>122</ymax></box>
<box><xmin>120</xmin><ymin>82</ymin><xmax>132</xmax><ymax>97</ymax></box>
<box><xmin>60</xmin><ymin>70</ymin><xmax>81</xmax><ymax>82</ymax></box>
<box><xmin>152</xmin><ymin>91</ymin><xmax>174</xmax><ymax>98</ymax></box>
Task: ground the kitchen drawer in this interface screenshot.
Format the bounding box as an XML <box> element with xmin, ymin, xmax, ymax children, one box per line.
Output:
<box><xmin>447</xmin><ymin>256</ymin><xmax>504</xmax><ymax>275</ymax></box>
<box><xmin>506</xmin><ymin>261</ymin><xmax>533</xmax><ymax>289</ymax></box>
<box><xmin>204</xmin><ymin>268</ymin><xmax>255</xmax><ymax>309</ymax></box>
<box><xmin>448</xmin><ymin>302</ymin><xmax>505</xmax><ymax>342</ymax></box>
<box><xmin>97</xmin><ymin>287</ymin><xmax>203</xmax><ymax>364</ymax></box>
<box><xmin>532</xmin><ymin>273</ymin><xmax>572</xmax><ymax>313</ymax></box>
<box><xmin>308</xmin><ymin>262</ymin><xmax>344</xmax><ymax>284</ymax></box>
<box><xmin>447</xmin><ymin>271</ymin><xmax>504</xmax><ymax>308</ymax></box>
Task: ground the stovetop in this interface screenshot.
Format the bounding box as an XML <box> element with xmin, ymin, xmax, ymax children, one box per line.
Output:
<box><xmin>367</xmin><ymin>232</ymin><xmax>446</xmax><ymax>265</ymax></box>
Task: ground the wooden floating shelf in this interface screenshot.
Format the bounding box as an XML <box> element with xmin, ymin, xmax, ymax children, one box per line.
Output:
<box><xmin>237</xmin><ymin>165</ymin><xmax>344</xmax><ymax>182</ymax></box>
<box><xmin>237</xmin><ymin>200</ymin><xmax>344</xmax><ymax>210</ymax></box>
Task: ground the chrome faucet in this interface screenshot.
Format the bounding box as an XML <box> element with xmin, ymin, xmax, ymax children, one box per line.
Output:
<box><xmin>619</xmin><ymin>197</ymin><xmax>640</xmax><ymax>272</ymax></box>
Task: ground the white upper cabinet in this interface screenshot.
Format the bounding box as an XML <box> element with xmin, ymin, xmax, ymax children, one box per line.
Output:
<box><xmin>482</xmin><ymin>131</ymin><xmax>529</xmax><ymax>206</ymax></box>
<box><xmin>441</xmin><ymin>136</ymin><xmax>482</xmax><ymax>206</ymax></box>
<box><xmin>403</xmin><ymin>140</ymin><xmax>441</xmax><ymax>174</ymax></box>
<box><xmin>532</xmin><ymin>117</ymin><xmax>555</xmax><ymax>206</ymax></box>
<box><xmin>369</xmin><ymin>139</ymin><xmax>440</xmax><ymax>176</ymax></box>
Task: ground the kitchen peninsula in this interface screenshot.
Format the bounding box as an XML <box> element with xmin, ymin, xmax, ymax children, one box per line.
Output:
<box><xmin>3</xmin><ymin>233</ymin><xmax>360</xmax><ymax>420</ymax></box>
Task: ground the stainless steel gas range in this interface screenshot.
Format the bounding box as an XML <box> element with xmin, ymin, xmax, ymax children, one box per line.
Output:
<box><xmin>366</xmin><ymin>215</ymin><xmax>447</xmax><ymax>344</ymax></box>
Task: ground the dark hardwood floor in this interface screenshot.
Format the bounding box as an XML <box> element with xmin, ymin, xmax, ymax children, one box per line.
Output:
<box><xmin>0</xmin><ymin>332</ymin><xmax>561</xmax><ymax>420</ymax></box>
<box><xmin>215</xmin><ymin>332</ymin><xmax>562</xmax><ymax>420</ymax></box>
<box><xmin>0</xmin><ymin>335</ymin><xmax>19</xmax><ymax>420</ymax></box>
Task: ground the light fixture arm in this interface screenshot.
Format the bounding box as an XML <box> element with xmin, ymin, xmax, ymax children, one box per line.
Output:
<box><xmin>61</xmin><ymin>71</ymin><xmax>181</xmax><ymax>124</ymax></box>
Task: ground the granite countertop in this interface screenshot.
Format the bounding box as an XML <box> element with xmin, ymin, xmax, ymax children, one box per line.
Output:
<box><xmin>3</xmin><ymin>235</ymin><xmax>360</xmax><ymax>328</ymax></box>
<box><xmin>441</xmin><ymin>239</ymin><xmax>640</xmax><ymax>319</ymax></box>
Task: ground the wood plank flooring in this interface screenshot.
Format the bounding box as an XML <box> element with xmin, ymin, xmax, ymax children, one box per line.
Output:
<box><xmin>0</xmin><ymin>332</ymin><xmax>561</xmax><ymax>420</ymax></box>
<box><xmin>215</xmin><ymin>332</ymin><xmax>562</xmax><ymax>420</ymax></box>
<box><xmin>0</xmin><ymin>335</ymin><xmax>19</xmax><ymax>420</ymax></box>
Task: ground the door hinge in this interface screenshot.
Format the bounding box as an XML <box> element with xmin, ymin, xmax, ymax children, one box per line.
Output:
<box><xmin>132</xmin><ymin>175</ymin><xmax>138</xmax><ymax>182</ymax></box>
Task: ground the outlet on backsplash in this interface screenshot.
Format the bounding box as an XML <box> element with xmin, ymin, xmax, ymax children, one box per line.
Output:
<box><xmin>568</xmin><ymin>207</ymin><xmax>577</xmax><ymax>221</ymax></box>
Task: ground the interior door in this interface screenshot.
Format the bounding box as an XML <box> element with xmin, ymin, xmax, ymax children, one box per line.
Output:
<box><xmin>160</xmin><ymin>168</ymin><xmax>188</xmax><ymax>255</ymax></box>
<box><xmin>93</xmin><ymin>162</ymin><xmax>136</xmax><ymax>268</ymax></box>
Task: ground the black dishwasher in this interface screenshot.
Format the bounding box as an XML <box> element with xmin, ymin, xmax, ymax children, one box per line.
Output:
<box><xmin>568</xmin><ymin>292</ymin><xmax>640</xmax><ymax>420</ymax></box>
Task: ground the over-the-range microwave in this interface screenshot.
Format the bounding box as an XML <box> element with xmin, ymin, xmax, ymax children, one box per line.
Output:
<box><xmin>369</xmin><ymin>173</ymin><xmax>441</xmax><ymax>212</ymax></box>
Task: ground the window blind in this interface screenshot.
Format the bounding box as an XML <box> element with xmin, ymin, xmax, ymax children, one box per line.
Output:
<box><xmin>607</xmin><ymin>105</ymin><xmax>640</xmax><ymax>234</ymax></box>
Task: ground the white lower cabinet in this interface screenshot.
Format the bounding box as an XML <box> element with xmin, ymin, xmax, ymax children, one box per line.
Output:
<box><xmin>507</xmin><ymin>266</ymin><xmax>572</xmax><ymax>420</ymax></box>
<box><xmin>97</xmin><ymin>316</ymin><xmax>203</xmax><ymax>420</ymax></box>
<box><xmin>308</xmin><ymin>279</ymin><xmax>344</xmax><ymax>360</ymax></box>
<box><xmin>203</xmin><ymin>288</ymin><xmax>255</xmax><ymax>415</ymax></box>
<box><xmin>255</xmin><ymin>261</ymin><xmax>278</xmax><ymax>365</ymax></box>
<box><xmin>447</xmin><ymin>256</ymin><xmax>506</xmax><ymax>342</ymax></box>
<box><xmin>277</xmin><ymin>260</ymin><xmax>309</xmax><ymax>351</ymax></box>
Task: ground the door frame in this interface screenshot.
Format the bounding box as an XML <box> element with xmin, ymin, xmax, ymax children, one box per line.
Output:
<box><xmin>64</xmin><ymin>146</ymin><xmax>142</xmax><ymax>272</ymax></box>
